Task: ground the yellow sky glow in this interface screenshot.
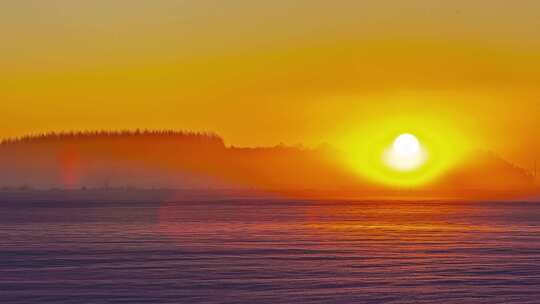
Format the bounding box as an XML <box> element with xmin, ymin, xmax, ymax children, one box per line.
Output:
<box><xmin>1</xmin><ymin>1</ymin><xmax>539</xmax><ymax>173</ymax></box>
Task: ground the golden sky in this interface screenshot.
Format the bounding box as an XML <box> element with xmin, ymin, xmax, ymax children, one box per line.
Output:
<box><xmin>1</xmin><ymin>1</ymin><xmax>540</xmax><ymax>170</ymax></box>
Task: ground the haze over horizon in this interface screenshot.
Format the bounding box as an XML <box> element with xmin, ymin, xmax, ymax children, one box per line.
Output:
<box><xmin>0</xmin><ymin>130</ymin><xmax>535</xmax><ymax>200</ymax></box>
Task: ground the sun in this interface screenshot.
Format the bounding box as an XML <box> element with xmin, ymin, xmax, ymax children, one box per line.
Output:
<box><xmin>339</xmin><ymin>110</ymin><xmax>472</xmax><ymax>187</ymax></box>
<box><xmin>384</xmin><ymin>133</ymin><xmax>427</xmax><ymax>171</ymax></box>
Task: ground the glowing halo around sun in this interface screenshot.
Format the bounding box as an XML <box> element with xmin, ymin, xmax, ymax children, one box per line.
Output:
<box><xmin>339</xmin><ymin>114</ymin><xmax>472</xmax><ymax>188</ymax></box>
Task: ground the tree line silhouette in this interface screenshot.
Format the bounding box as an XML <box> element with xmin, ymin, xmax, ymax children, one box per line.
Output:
<box><xmin>0</xmin><ymin>130</ymin><xmax>225</xmax><ymax>147</ymax></box>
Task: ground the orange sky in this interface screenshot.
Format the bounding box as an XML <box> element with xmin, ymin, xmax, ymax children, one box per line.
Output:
<box><xmin>1</xmin><ymin>1</ymin><xmax>539</xmax><ymax>170</ymax></box>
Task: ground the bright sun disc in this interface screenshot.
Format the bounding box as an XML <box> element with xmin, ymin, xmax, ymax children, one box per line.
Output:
<box><xmin>339</xmin><ymin>108</ymin><xmax>472</xmax><ymax>187</ymax></box>
<box><xmin>384</xmin><ymin>133</ymin><xmax>427</xmax><ymax>171</ymax></box>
